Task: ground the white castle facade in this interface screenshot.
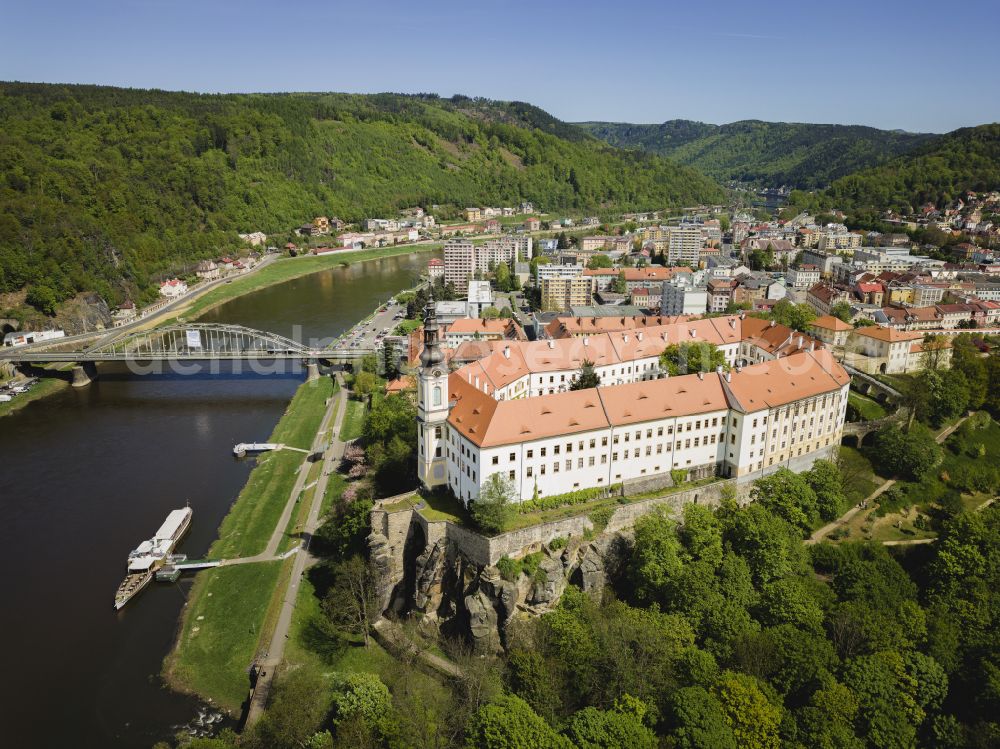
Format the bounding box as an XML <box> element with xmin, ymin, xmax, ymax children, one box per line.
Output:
<box><xmin>416</xmin><ymin>304</ymin><xmax>850</xmax><ymax>504</ymax></box>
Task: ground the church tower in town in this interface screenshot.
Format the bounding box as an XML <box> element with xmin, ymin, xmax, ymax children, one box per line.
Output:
<box><xmin>416</xmin><ymin>290</ymin><xmax>449</xmax><ymax>489</ymax></box>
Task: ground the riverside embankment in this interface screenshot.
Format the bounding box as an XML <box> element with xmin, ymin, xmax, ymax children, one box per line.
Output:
<box><xmin>0</xmin><ymin>250</ymin><xmax>436</xmax><ymax>749</ymax></box>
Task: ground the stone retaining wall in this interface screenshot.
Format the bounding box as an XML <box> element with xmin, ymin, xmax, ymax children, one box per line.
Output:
<box><xmin>372</xmin><ymin>444</ymin><xmax>839</xmax><ymax>571</ymax></box>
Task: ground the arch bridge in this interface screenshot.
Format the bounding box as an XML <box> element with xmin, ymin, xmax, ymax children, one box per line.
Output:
<box><xmin>0</xmin><ymin>324</ymin><xmax>375</xmax><ymax>364</ymax></box>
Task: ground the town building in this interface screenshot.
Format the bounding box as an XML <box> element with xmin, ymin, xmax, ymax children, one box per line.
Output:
<box><xmin>661</xmin><ymin>279</ymin><xmax>709</xmax><ymax>315</ymax></box>
<box><xmin>466</xmin><ymin>281</ymin><xmax>494</xmax><ymax>318</ymax></box>
<box><xmin>630</xmin><ymin>287</ymin><xmax>660</xmax><ymax>311</ymax></box>
<box><xmin>786</xmin><ymin>265</ymin><xmax>821</xmax><ymax>290</ymax></box>
<box><xmin>806</xmin><ymin>284</ymin><xmax>850</xmax><ymax>315</ymax></box>
<box><xmin>534</xmin><ymin>263</ymin><xmax>584</xmax><ymax>284</ymax></box>
<box><xmin>808</xmin><ymin>315</ymin><xmax>853</xmax><ymax>351</ymax></box>
<box><xmin>443</xmin><ymin>318</ymin><xmax>527</xmax><ymax>347</ymax></box>
<box><xmin>442</xmin><ymin>237</ymin><xmax>531</xmax><ymax>287</ymax></box>
<box><xmin>541</xmin><ymin>277</ymin><xmax>593</xmax><ymax>312</ymax></box>
<box><xmin>427</xmin><ymin>257</ymin><xmax>445</xmax><ymax>281</ymax></box>
<box><xmin>239</xmin><ymin>231</ymin><xmax>267</xmax><ymax>247</ymax></box>
<box><xmin>194</xmin><ymin>260</ymin><xmax>220</xmax><ymax>281</ymax></box>
<box><xmin>845</xmin><ymin>326</ymin><xmax>945</xmax><ymax>374</ymax></box>
<box><xmin>667</xmin><ymin>226</ymin><xmax>703</xmax><ymax>266</ymax></box>
<box><xmin>159</xmin><ymin>279</ymin><xmax>188</xmax><ymax>298</ymax></box>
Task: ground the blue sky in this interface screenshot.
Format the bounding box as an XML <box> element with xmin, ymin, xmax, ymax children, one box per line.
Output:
<box><xmin>2</xmin><ymin>0</ymin><xmax>998</xmax><ymax>133</ymax></box>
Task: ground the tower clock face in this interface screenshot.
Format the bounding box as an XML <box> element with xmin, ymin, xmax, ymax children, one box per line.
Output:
<box><xmin>432</xmin><ymin>369</ymin><xmax>443</xmax><ymax>378</ymax></box>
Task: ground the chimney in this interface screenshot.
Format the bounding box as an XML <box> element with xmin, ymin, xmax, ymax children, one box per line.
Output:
<box><xmin>770</xmin><ymin>319</ymin><xmax>776</xmax><ymax>327</ymax></box>
<box><xmin>798</xmin><ymin>336</ymin><xmax>804</xmax><ymax>347</ymax></box>
<box><xmin>729</xmin><ymin>318</ymin><xmax>736</xmax><ymax>329</ymax></box>
<box><xmin>698</xmin><ymin>372</ymin><xmax>704</xmax><ymax>380</ymax></box>
<box><xmin>726</xmin><ymin>371</ymin><xmax>732</xmax><ymax>382</ymax></box>
<box><xmin>583</xmin><ymin>336</ymin><xmax>589</xmax><ymax>347</ymax></box>
<box><xmin>503</xmin><ymin>346</ymin><xmax>510</xmax><ymax>359</ymax></box>
<box><xmin>689</xmin><ymin>328</ymin><xmax>697</xmax><ymax>337</ymax></box>
<box><xmin>636</xmin><ymin>331</ymin><xmax>643</xmax><ymax>341</ymax></box>
<box><xmin>716</xmin><ymin>365</ymin><xmax>723</xmax><ymax>374</ymax></box>
<box><xmin>623</xmin><ymin>334</ymin><xmax>629</xmax><ymax>343</ymax></box>
<box><xmin>547</xmin><ymin>339</ymin><xmax>555</xmax><ymax>349</ymax></box>
<box><xmin>810</xmin><ymin>341</ymin><xmax>816</xmax><ymax>351</ymax></box>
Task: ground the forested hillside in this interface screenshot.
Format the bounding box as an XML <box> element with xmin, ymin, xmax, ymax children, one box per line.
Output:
<box><xmin>0</xmin><ymin>83</ymin><xmax>723</xmax><ymax>309</ymax></box>
<box><xmin>824</xmin><ymin>124</ymin><xmax>1000</xmax><ymax>213</ymax></box>
<box><xmin>577</xmin><ymin>119</ymin><xmax>932</xmax><ymax>189</ymax></box>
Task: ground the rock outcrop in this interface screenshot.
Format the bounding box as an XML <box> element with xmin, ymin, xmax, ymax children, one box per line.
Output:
<box><xmin>394</xmin><ymin>533</ymin><xmax>617</xmax><ymax>652</ymax></box>
<box><xmin>464</xmin><ymin>588</ymin><xmax>500</xmax><ymax>653</ymax></box>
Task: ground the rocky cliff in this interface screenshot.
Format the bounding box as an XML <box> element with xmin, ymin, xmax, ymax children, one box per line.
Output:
<box><xmin>368</xmin><ymin>519</ymin><xmax>626</xmax><ymax>653</ymax></box>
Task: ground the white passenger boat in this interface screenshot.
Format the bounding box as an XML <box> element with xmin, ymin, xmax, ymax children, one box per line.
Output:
<box><xmin>114</xmin><ymin>507</ymin><xmax>192</xmax><ymax>610</ymax></box>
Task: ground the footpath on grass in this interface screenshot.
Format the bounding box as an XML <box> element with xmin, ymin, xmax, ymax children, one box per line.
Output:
<box><xmin>164</xmin><ymin>375</ymin><xmax>346</xmax><ymax>711</ymax></box>
<box><xmin>807</xmin><ymin>414</ymin><xmax>972</xmax><ymax>546</ymax></box>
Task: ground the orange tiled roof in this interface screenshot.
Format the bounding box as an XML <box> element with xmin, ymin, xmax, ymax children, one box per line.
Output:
<box><xmin>448</xmin><ymin>350</ymin><xmax>850</xmax><ymax>447</ymax></box>
<box><xmin>810</xmin><ymin>315</ymin><xmax>853</xmax><ymax>332</ymax></box>
<box><xmin>852</xmin><ymin>326</ymin><xmax>924</xmax><ymax>343</ymax></box>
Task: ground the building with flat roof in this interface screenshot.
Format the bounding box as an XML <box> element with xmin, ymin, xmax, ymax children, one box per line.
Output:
<box><xmin>667</xmin><ymin>226</ymin><xmax>703</xmax><ymax>266</ymax></box>
<box><xmin>541</xmin><ymin>276</ymin><xmax>593</xmax><ymax>312</ymax></box>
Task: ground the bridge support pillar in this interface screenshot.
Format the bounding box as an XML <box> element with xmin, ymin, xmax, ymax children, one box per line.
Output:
<box><xmin>71</xmin><ymin>362</ymin><xmax>98</xmax><ymax>388</ymax></box>
<box><xmin>305</xmin><ymin>359</ymin><xmax>320</xmax><ymax>382</ymax></box>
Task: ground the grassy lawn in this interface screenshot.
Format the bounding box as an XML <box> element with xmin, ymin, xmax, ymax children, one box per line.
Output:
<box><xmin>339</xmin><ymin>398</ymin><xmax>367</xmax><ymax>442</ymax></box>
<box><xmin>162</xmin><ymin>245</ymin><xmax>440</xmax><ymax>324</ymax></box>
<box><xmin>0</xmin><ymin>377</ymin><xmax>67</xmax><ymax>418</ymax></box>
<box><xmin>272</xmin><ymin>377</ymin><xmax>334</xmax><ymax>449</ymax></box>
<box><xmin>320</xmin><ymin>472</ymin><xmax>348</xmax><ymax>518</ymax></box>
<box><xmin>276</xmin><ymin>460</ymin><xmax>322</xmax><ymax>554</ymax></box>
<box><xmin>164</xmin><ymin>561</ymin><xmax>282</xmax><ymax>713</ymax></box>
<box><xmin>848</xmin><ymin>390</ymin><xmax>888</xmax><ymax>421</ymax></box>
<box><xmin>211</xmin><ymin>379</ymin><xmax>332</xmax><ymax>558</ymax></box>
<box><xmin>838</xmin><ymin>446</ymin><xmax>884</xmax><ymax>506</ymax></box>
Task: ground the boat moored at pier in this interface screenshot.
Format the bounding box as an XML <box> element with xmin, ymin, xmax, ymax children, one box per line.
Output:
<box><xmin>114</xmin><ymin>507</ymin><xmax>192</xmax><ymax>610</ymax></box>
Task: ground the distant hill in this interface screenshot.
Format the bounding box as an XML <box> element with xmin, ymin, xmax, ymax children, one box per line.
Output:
<box><xmin>576</xmin><ymin>119</ymin><xmax>934</xmax><ymax>189</ymax></box>
<box><xmin>0</xmin><ymin>83</ymin><xmax>724</xmax><ymax>311</ymax></box>
<box><xmin>824</xmin><ymin>123</ymin><xmax>1000</xmax><ymax>213</ymax></box>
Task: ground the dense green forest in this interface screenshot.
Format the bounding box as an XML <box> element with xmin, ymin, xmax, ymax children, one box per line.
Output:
<box><xmin>823</xmin><ymin>124</ymin><xmax>1000</xmax><ymax>214</ymax></box>
<box><xmin>576</xmin><ymin>119</ymin><xmax>933</xmax><ymax>189</ymax></box>
<box><xmin>0</xmin><ymin>83</ymin><xmax>723</xmax><ymax>309</ymax></box>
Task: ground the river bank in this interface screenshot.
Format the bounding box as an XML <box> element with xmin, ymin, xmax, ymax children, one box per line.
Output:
<box><xmin>161</xmin><ymin>243</ymin><xmax>440</xmax><ymax>325</ymax></box>
<box><xmin>163</xmin><ymin>374</ymin><xmax>335</xmax><ymax>710</ymax></box>
<box><xmin>0</xmin><ymin>376</ymin><xmax>67</xmax><ymax>418</ymax></box>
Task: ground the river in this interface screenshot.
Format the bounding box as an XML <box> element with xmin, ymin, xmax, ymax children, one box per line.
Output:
<box><xmin>0</xmin><ymin>251</ymin><xmax>433</xmax><ymax>748</ymax></box>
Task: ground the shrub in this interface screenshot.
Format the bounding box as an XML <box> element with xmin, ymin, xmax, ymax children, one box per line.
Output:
<box><xmin>589</xmin><ymin>506</ymin><xmax>615</xmax><ymax>532</ymax></box>
<box><xmin>497</xmin><ymin>555</ymin><xmax>520</xmax><ymax>582</ymax></box>
<box><xmin>549</xmin><ymin>536</ymin><xmax>568</xmax><ymax>551</ymax></box>
<box><xmin>495</xmin><ymin>551</ymin><xmax>545</xmax><ymax>582</ymax></box>
<box><xmin>516</xmin><ymin>484</ymin><xmax>620</xmax><ymax>514</ymax></box>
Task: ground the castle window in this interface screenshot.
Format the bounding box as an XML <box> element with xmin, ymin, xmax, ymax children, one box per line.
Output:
<box><xmin>492</xmin><ymin>456</ymin><xmax>499</xmax><ymax>465</ymax></box>
<box><xmin>432</xmin><ymin>386</ymin><xmax>442</xmax><ymax>407</ymax></box>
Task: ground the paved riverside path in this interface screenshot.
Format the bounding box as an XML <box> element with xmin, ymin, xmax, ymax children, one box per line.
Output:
<box><xmin>807</xmin><ymin>414</ymin><xmax>971</xmax><ymax>546</ymax></box>
<box><xmin>216</xmin><ymin>382</ymin><xmax>345</xmax><ymax>569</ymax></box>
<box><xmin>243</xmin><ymin>378</ymin><xmax>351</xmax><ymax>729</ymax></box>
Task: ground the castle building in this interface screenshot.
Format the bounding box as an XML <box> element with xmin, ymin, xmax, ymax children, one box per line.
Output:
<box><xmin>415</xmin><ymin>310</ymin><xmax>850</xmax><ymax>504</ymax></box>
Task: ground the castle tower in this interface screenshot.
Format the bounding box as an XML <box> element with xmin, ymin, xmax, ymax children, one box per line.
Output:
<box><xmin>416</xmin><ymin>289</ymin><xmax>449</xmax><ymax>489</ymax></box>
